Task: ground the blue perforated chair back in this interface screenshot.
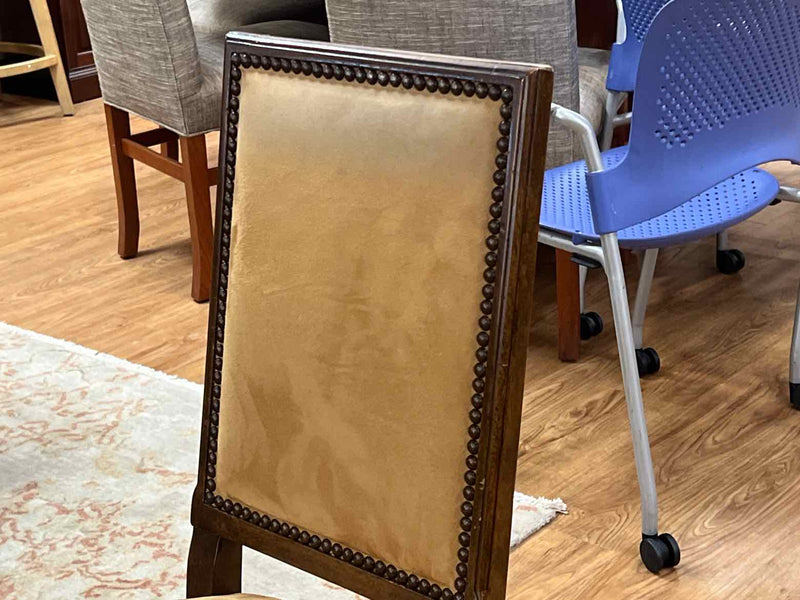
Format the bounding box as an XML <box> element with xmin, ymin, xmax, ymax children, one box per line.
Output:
<box><xmin>587</xmin><ymin>0</ymin><xmax>800</xmax><ymax>235</ymax></box>
<box><xmin>607</xmin><ymin>0</ymin><xmax>672</xmax><ymax>92</ymax></box>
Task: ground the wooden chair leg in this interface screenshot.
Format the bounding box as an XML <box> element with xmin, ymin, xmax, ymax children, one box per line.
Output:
<box><xmin>162</xmin><ymin>139</ymin><xmax>179</xmax><ymax>160</ymax></box>
<box><xmin>214</xmin><ymin>537</ymin><xmax>243</xmax><ymax>593</ymax></box>
<box><xmin>28</xmin><ymin>0</ymin><xmax>74</xmax><ymax>116</ymax></box>
<box><xmin>187</xmin><ymin>527</ymin><xmax>242</xmax><ymax>598</ymax></box>
<box><xmin>556</xmin><ymin>249</ymin><xmax>581</xmax><ymax>362</ymax></box>
<box><xmin>104</xmin><ymin>104</ymin><xmax>139</xmax><ymax>259</ymax></box>
<box><xmin>179</xmin><ymin>134</ymin><xmax>213</xmax><ymax>303</ymax></box>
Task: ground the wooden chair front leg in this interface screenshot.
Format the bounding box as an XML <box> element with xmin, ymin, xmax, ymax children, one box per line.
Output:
<box><xmin>187</xmin><ymin>527</ymin><xmax>242</xmax><ymax>598</ymax></box>
<box><xmin>556</xmin><ymin>249</ymin><xmax>581</xmax><ymax>362</ymax></box>
<box><xmin>104</xmin><ymin>104</ymin><xmax>139</xmax><ymax>259</ymax></box>
<box><xmin>179</xmin><ymin>134</ymin><xmax>213</xmax><ymax>303</ymax></box>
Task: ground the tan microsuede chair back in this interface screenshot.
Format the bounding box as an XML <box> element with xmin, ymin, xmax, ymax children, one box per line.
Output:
<box><xmin>188</xmin><ymin>35</ymin><xmax>552</xmax><ymax>600</ymax></box>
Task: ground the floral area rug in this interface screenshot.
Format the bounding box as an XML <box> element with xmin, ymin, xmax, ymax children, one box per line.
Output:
<box><xmin>0</xmin><ymin>321</ymin><xmax>566</xmax><ymax>599</ymax></box>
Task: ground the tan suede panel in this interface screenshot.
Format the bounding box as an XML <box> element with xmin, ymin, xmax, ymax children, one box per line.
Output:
<box><xmin>215</xmin><ymin>69</ymin><xmax>499</xmax><ymax>587</ymax></box>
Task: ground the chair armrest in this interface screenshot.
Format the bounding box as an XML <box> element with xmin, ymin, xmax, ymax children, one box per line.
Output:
<box><xmin>551</xmin><ymin>104</ymin><xmax>605</xmax><ymax>172</ymax></box>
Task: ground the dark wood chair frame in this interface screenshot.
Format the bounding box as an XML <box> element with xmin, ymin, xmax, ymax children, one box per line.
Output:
<box><xmin>187</xmin><ymin>35</ymin><xmax>553</xmax><ymax>600</ymax></box>
<box><xmin>105</xmin><ymin>104</ymin><xmax>219</xmax><ymax>302</ymax></box>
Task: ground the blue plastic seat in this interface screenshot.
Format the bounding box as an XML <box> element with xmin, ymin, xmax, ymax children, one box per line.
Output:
<box><xmin>541</xmin><ymin>147</ymin><xmax>779</xmax><ymax>249</ymax></box>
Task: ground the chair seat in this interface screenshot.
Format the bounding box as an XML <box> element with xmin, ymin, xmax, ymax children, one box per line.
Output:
<box><xmin>578</xmin><ymin>47</ymin><xmax>611</xmax><ymax>134</ymax></box>
<box><xmin>188</xmin><ymin>0</ymin><xmax>327</xmax><ymax>35</ymax></box>
<box><xmin>540</xmin><ymin>147</ymin><xmax>780</xmax><ymax>248</ymax></box>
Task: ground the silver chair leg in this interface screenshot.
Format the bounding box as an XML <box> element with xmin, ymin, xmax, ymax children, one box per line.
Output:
<box><xmin>600</xmin><ymin>91</ymin><xmax>626</xmax><ymax>151</ymax></box>
<box><xmin>632</xmin><ymin>249</ymin><xmax>659</xmax><ymax>349</ymax></box>
<box><xmin>716</xmin><ymin>230</ymin><xmax>729</xmax><ymax>252</ymax></box>
<box><xmin>579</xmin><ymin>264</ymin><xmax>588</xmax><ymax>314</ymax></box>
<box><xmin>600</xmin><ymin>233</ymin><xmax>659</xmax><ymax>536</ymax></box>
<box><xmin>790</xmin><ymin>280</ymin><xmax>800</xmax><ymax>409</ymax></box>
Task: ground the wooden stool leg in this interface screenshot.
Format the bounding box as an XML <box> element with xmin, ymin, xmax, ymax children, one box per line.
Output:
<box><xmin>104</xmin><ymin>104</ymin><xmax>139</xmax><ymax>259</ymax></box>
<box><xmin>180</xmin><ymin>134</ymin><xmax>213</xmax><ymax>303</ymax></box>
<box><xmin>28</xmin><ymin>0</ymin><xmax>74</xmax><ymax>116</ymax></box>
<box><xmin>556</xmin><ymin>249</ymin><xmax>581</xmax><ymax>362</ymax></box>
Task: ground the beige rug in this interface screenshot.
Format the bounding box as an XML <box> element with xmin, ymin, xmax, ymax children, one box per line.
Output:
<box><xmin>0</xmin><ymin>322</ymin><xmax>566</xmax><ymax>599</ymax></box>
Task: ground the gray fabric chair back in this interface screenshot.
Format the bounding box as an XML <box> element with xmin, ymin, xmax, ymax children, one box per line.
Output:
<box><xmin>326</xmin><ymin>0</ymin><xmax>580</xmax><ymax>166</ymax></box>
<box><xmin>82</xmin><ymin>0</ymin><xmax>204</xmax><ymax>135</ymax></box>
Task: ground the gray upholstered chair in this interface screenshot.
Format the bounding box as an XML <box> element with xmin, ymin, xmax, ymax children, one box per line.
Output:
<box><xmin>81</xmin><ymin>0</ymin><xmax>328</xmax><ymax>302</ymax></box>
<box><xmin>325</xmin><ymin>0</ymin><xmax>611</xmax><ymax>365</ymax></box>
<box><xmin>326</xmin><ymin>0</ymin><xmax>608</xmax><ymax>169</ymax></box>
<box><xmin>577</xmin><ymin>47</ymin><xmax>611</xmax><ymax>143</ymax></box>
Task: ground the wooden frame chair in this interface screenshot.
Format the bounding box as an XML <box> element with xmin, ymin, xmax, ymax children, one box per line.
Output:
<box><xmin>81</xmin><ymin>0</ymin><xmax>328</xmax><ymax>302</ymax></box>
<box><xmin>0</xmin><ymin>0</ymin><xmax>74</xmax><ymax>116</ymax></box>
<box><xmin>186</xmin><ymin>35</ymin><xmax>552</xmax><ymax>600</ymax></box>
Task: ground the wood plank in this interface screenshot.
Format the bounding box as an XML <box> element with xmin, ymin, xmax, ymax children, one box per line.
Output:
<box><xmin>3</xmin><ymin>95</ymin><xmax>800</xmax><ymax>599</ymax></box>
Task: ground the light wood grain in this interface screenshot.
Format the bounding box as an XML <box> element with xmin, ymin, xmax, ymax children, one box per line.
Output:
<box><xmin>2</xmin><ymin>96</ymin><xmax>800</xmax><ymax>599</ymax></box>
<box><xmin>0</xmin><ymin>54</ymin><xmax>58</xmax><ymax>79</ymax></box>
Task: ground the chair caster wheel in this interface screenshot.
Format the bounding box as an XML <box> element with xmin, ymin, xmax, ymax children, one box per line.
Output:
<box><xmin>716</xmin><ymin>249</ymin><xmax>746</xmax><ymax>274</ymax></box>
<box><xmin>580</xmin><ymin>312</ymin><xmax>604</xmax><ymax>340</ymax></box>
<box><xmin>640</xmin><ymin>533</ymin><xmax>680</xmax><ymax>574</ymax></box>
<box><xmin>636</xmin><ymin>347</ymin><xmax>661</xmax><ymax>376</ymax></box>
<box><xmin>791</xmin><ymin>383</ymin><xmax>800</xmax><ymax>410</ymax></box>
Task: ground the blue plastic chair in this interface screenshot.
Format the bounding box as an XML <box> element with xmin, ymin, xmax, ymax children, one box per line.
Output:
<box><xmin>582</xmin><ymin>0</ymin><xmax>757</xmax><ymax>350</ymax></box>
<box><xmin>601</xmin><ymin>0</ymin><xmax>750</xmax><ymax>286</ymax></box>
<box><xmin>539</xmin><ymin>0</ymin><xmax>800</xmax><ymax>573</ymax></box>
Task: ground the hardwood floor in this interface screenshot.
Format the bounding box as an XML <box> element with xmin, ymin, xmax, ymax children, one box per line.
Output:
<box><xmin>3</xmin><ymin>95</ymin><xmax>800</xmax><ymax>599</ymax></box>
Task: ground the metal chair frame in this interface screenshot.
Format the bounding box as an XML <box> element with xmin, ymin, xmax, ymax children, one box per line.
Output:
<box><xmin>541</xmin><ymin>96</ymin><xmax>800</xmax><ymax>572</ymax></box>
<box><xmin>540</xmin><ymin>106</ymin><xmax>660</xmax><ymax>541</ymax></box>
